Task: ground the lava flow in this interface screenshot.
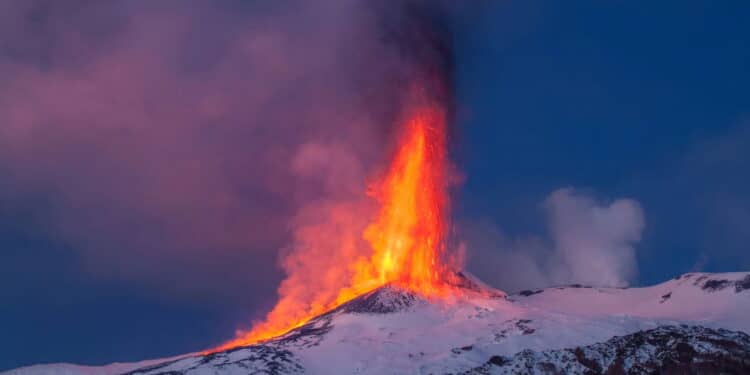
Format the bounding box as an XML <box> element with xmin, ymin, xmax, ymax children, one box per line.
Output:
<box><xmin>212</xmin><ymin>91</ymin><xmax>455</xmax><ymax>352</ymax></box>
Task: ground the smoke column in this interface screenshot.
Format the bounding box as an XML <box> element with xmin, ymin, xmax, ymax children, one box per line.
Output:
<box><xmin>213</xmin><ymin>1</ymin><xmax>461</xmax><ymax>350</ymax></box>
<box><xmin>0</xmin><ymin>0</ymin><xmax>466</xmax><ymax>358</ymax></box>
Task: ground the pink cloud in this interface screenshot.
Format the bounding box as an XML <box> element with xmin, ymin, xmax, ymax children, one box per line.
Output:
<box><xmin>0</xmin><ymin>0</ymin><xmax>425</xmax><ymax>303</ymax></box>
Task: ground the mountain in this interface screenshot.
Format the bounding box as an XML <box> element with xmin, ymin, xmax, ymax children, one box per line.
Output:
<box><xmin>6</xmin><ymin>272</ymin><xmax>750</xmax><ymax>375</ymax></box>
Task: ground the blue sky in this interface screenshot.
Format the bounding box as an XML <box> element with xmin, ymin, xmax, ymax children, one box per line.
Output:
<box><xmin>453</xmin><ymin>1</ymin><xmax>749</xmax><ymax>288</ymax></box>
<box><xmin>1</xmin><ymin>1</ymin><xmax>749</xmax><ymax>370</ymax></box>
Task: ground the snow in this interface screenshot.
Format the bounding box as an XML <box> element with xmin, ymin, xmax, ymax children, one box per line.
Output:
<box><xmin>3</xmin><ymin>355</ymin><xmax>189</xmax><ymax>375</ymax></box>
<box><xmin>513</xmin><ymin>272</ymin><xmax>750</xmax><ymax>332</ymax></box>
<box><xmin>5</xmin><ymin>271</ymin><xmax>749</xmax><ymax>375</ymax></box>
<box><xmin>465</xmin><ymin>325</ymin><xmax>750</xmax><ymax>374</ymax></box>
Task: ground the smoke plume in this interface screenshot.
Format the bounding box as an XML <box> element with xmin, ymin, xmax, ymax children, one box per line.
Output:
<box><xmin>465</xmin><ymin>188</ymin><xmax>645</xmax><ymax>291</ymax></box>
<box><xmin>545</xmin><ymin>188</ymin><xmax>644</xmax><ymax>287</ymax></box>
<box><xmin>0</xmin><ymin>0</ymin><xmax>455</xmax><ymax>312</ymax></box>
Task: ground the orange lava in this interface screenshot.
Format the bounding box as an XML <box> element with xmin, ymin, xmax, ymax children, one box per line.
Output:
<box><xmin>355</xmin><ymin>102</ymin><xmax>452</xmax><ymax>297</ymax></box>
<box><xmin>210</xmin><ymin>91</ymin><xmax>455</xmax><ymax>352</ymax></box>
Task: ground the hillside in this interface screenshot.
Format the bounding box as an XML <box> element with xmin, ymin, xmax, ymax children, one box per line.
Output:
<box><xmin>6</xmin><ymin>272</ymin><xmax>750</xmax><ymax>375</ymax></box>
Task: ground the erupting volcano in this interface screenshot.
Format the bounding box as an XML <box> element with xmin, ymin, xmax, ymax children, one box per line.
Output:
<box><xmin>357</xmin><ymin>93</ymin><xmax>454</xmax><ymax>296</ymax></box>
<box><xmin>212</xmin><ymin>89</ymin><xmax>458</xmax><ymax>352</ymax></box>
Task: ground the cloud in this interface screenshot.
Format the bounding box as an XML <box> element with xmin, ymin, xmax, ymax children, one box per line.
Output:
<box><xmin>464</xmin><ymin>188</ymin><xmax>645</xmax><ymax>291</ymax></box>
<box><xmin>0</xmin><ymin>0</ymin><xmax>446</xmax><ymax>305</ymax></box>
<box><xmin>544</xmin><ymin>188</ymin><xmax>644</xmax><ymax>287</ymax></box>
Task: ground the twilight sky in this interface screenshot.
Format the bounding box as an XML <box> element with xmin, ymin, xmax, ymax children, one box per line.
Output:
<box><xmin>1</xmin><ymin>1</ymin><xmax>749</xmax><ymax>371</ymax></box>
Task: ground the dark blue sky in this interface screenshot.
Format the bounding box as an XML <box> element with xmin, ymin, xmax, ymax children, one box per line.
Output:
<box><xmin>1</xmin><ymin>1</ymin><xmax>749</xmax><ymax>371</ymax></box>
<box><xmin>452</xmin><ymin>1</ymin><xmax>749</xmax><ymax>287</ymax></box>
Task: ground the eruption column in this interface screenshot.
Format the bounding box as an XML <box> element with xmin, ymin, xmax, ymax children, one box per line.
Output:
<box><xmin>356</xmin><ymin>98</ymin><xmax>452</xmax><ymax>297</ymax></box>
<box><xmin>213</xmin><ymin>89</ymin><xmax>453</xmax><ymax>352</ymax></box>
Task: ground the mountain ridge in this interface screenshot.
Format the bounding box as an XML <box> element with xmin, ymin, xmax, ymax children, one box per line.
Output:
<box><xmin>6</xmin><ymin>271</ymin><xmax>750</xmax><ymax>375</ymax></box>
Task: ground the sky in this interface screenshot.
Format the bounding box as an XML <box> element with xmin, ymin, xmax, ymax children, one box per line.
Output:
<box><xmin>1</xmin><ymin>0</ymin><xmax>749</xmax><ymax>371</ymax></box>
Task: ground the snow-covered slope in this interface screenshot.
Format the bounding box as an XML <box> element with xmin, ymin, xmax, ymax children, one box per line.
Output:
<box><xmin>465</xmin><ymin>325</ymin><xmax>750</xmax><ymax>374</ymax></box>
<box><xmin>512</xmin><ymin>272</ymin><xmax>750</xmax><ymax>333</ymax></box>
<box><xmin>4</xmin><ymin>356</ymin><xmax>189</xmax><ymax>375</ymax></box>
<box><xmin>6</xmin><ymin>272</ymin><xmax>750</xmax><ymax>375</ymax></box>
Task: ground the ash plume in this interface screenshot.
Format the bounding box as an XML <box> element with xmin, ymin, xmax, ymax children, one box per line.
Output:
<box><xmin>0</xmin><ymin>0</ymin><xmax>462</xmax><ymax>338</ymax></box>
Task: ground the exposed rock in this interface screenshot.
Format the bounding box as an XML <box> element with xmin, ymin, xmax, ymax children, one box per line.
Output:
<box><xmin>735</xmin><ymin>275</ymin><xmax>750</xmax><ymax>293</ymax></box>
<box><xmin>703</xmin><ymin>279</ymin><xmax>731</xmax><ymax>291</ymax></box>
<box><xmin>690</xmin><ymin>274</ymin><xmax>750</xmax><ymax>293</ymax></box>
<box><xmin>517</xmin><ymin>290</ymin><xmax>543</xmax><ymax>297</ymax></box>
<box><xmin>660</xmin><ymin>291</ymin><xmax>672</xmax><ymax>303</ymax></box>
<box><xmin>465</xmin><ymin>325</ymin><xmax>750</xmax><ymax>375</ymax></box>
<box><xmin>333</xmin><ymin>285</ymin><xmax>421</xmax><ymax>314</ymax></box>
<box><xmin>126</xmin><ymin>345</ymin><xmax>303</xmax><ymax>375</ymax></box>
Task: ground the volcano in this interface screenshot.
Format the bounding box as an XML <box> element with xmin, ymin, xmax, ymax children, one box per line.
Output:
<box><xmin>8</xmin><ymin>271</ymin><xmax>750</xmax><ymax>374</ymax></box>
<box><xmin>6</xmin><ymin>79</ymin><xmax>750</xmax><ymax>375</ymax></box>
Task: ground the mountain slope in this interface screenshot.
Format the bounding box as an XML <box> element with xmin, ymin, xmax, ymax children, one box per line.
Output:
<box><xmin>465</xmin><ymin>325</ymin><xmax>750</xmax><ymax>374</ymax></box>
<box><xmin>6</xmin><ymin>272</ymin><xmax>750</xmax><ymax>375</ymax></box>
<box><xmin>512</xmin><ymin>272</ymin><xmax>750</xmax><ymax>333</ymax></box>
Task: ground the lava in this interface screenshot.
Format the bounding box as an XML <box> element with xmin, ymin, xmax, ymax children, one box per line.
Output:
<box><xmin>354</xmin><ymin>99</ymin><xmax>453</xmax><ymax>297</ymax></box>
<box><xmin>211</xmin><ymin>89</ymin><xmax>455</xmax><ymax>352</ymax></box>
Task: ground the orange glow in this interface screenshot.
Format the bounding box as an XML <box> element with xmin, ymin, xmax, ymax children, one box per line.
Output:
<box><xmin>354</xmin><ymin>101</ymin><xmax>452</xmax><ymax>297</ymax></box>
<box><xmin>210</xmin><ymin>90</ymin><xmax>455</xmax><ymax>352</ymax></box>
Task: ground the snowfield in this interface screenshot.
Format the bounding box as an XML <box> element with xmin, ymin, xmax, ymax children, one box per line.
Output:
<box><xmin>6</xmin><ymin>272</ymin><xmax>750</xmax><ymax>375</ymax></box>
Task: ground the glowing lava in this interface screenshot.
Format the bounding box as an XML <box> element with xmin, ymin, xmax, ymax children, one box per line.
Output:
<box><xmin>355</xmin><ymin>102</ymin><xmax>452</xmax><ymax>297</ymax></box>
<box><xmin>212</xmin><ymin>91</ymin><xmax>455</xmax><ymax>352</ymax></box>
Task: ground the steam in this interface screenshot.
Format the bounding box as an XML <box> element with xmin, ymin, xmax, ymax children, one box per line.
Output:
<box><xmin>466</xmin><ymin>188</ymin><xmax>645</xmax><ymax>291</ymax></box>
<box><xmin>545</xmin><ymin>188</ymin><xmax>644</xmax><ymax>287</ymax></box>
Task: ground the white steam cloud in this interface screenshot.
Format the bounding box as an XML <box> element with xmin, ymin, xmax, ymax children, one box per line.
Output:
<box><xmin>465</xmin><ymin>188</ymin><xmax>645</xmax><ymax>291</ymax></box>
<box><xmin>544</xmin><ymin>188</ymin><xmax>644</xmax><ymax>287</ymax></box>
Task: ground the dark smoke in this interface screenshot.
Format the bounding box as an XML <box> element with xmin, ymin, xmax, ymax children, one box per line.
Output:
<box><xmin>373</xmin><ymin>1</ymin><xmax>457</xmax><ymax>137</ymax></box>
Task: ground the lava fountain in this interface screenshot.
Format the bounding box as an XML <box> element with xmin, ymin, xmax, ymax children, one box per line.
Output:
<box><xmin>212</xmin><ymin>88</ymin><xmax>455</xmax><ymax>352</ymax></box>
<box><xmin>354</xmin><ymin>95</ymin><xmax>453</xmax><ymax>297</ymax></box>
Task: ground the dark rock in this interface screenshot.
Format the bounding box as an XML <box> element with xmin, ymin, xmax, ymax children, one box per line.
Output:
<box><xmin>703</xmin><ymin>279</ymin><xmax>731</xmax><ymax>291</ymax></box>
<box><xmin>573</xmin><ymin>347</ymin><xmax>602</xmax><ymax>374</ymax></box>
<box><xmin>735</xmin><ymin>275</ymin><xmax>750</xmax><ymax>293</ymax></box>
<box><xmin>274</xmin><ymin>315</ymin><xmax>334</xmax><ymax>348</ymax></box>
<box><xmin>660</xmin><ymin>292</ymin><xmax>672</xmax><ymax>303</ymax></box>
<box><xmin>693</xmin><ymin>275</ymin><xmax>709</xmax><ymax>286</ymax></box>
<box><xmin>333</xmin><ymin>285</ymin><xmax>419</xmax><ymax>314</ymax></box>
<box><xmin>487</xmin><ymin>355</ymin><xmax>508</xmax><ymax>366</ymax></box>
<box><xmin>517</xmin><ymin>290</ymin><xmax>543</xmax><ymax>297</ymax></box>
<box><xmin>464</xmin><ymin>325</ymin><xmax>750</xmax><ymax>375</ymax></box>
<box><xmin>515</xmin><ymin>319</ymin><xmax>536</xmax><ymax>335</ymax></box>
<box><xmin>127</xmin><ymin>345</ymin><xmax>304</xmax><ymax>375</ymax></box>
